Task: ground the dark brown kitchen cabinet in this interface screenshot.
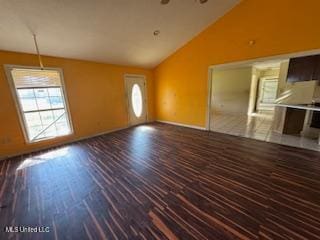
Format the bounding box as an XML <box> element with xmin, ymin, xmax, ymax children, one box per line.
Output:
<box><xmin>287</xmin><ymin>55</ymin><xmax>318</xmax><ymax>83</ymax></box>
<box><xmin>312</xmin><ymin>55</ymin><xmax>320</xmax><ymax>81</ymax></box>
<box><xmin>283</xmin><ymin>108</ymin><xmax>306</xmax><ymax>134</ymax></box>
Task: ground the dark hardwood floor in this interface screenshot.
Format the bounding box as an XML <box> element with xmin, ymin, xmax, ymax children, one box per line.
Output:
<box><xmin>0</xmin><ymin>123</ymin><xmax>320</xmax><ymax>240</ymax></box>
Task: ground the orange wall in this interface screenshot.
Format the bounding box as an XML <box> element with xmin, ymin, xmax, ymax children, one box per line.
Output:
<box><xmin>154</xmin><ymin>0</ymin><xmax>320</xmax><ymax>127</ymax></box>
<box><xmin>0</xmin><ymin>50</ymin><xmax>154</xmax><ymax>158</ymax></box>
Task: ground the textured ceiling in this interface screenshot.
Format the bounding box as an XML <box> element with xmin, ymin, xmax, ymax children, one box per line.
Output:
<box><xmin>0</xmin><ymin>0</ymin><xmax>240</xmax><ymax>68</ymax></box>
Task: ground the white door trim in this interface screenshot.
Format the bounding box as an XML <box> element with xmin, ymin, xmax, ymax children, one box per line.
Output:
<box><xmin>124</xmin><ymin>74</ymin><xmax>148</xmax><ymax>126</ymax></box>
<box><xmin>206</xmin><ymin>68</ymin><xmax>213</xmax><ymax>130</ymax></box>
<box><xmin>256</xmin><ymin>76</ymin><xmax>279</xmax><ymax>110</ymax></box>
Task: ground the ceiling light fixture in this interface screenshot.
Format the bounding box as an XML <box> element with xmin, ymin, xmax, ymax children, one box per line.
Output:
<box><xmin>153</xmin><ymin>30</ymin><xmax>160</xmax><ymax>36</ymax></box>
<box><xmin>160</xmin><ymin>0</ymin><xmax>208</xmax><ymax>4</ymax></box>
<box><xmin>160</xmin><ymin>0</ymin><xmax>170</xmax><ymax>4</ymax></box>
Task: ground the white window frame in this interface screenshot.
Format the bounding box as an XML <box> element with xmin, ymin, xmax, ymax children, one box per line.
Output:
<box><xmin>4</xmin><ymin>65</ymin><xmax>74</xmax><ymax>144</ymax></box>
<box><xmin>257</xmin><ymin>76</ymin><xmax>279</xmax><ymax>109</ymax></box>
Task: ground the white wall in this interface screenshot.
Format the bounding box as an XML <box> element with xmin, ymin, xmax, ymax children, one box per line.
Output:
<box><xmin>211</xmin><ymin>67</ymin><xmax>252</xmax><ymax>115</ymax></box>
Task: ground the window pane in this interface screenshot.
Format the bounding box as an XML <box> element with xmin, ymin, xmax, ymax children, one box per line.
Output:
<box><xmin>131</xmin><ymin>84</ymin><xmax>143</xmax><ymax>117</ymax></box>
<box><xmin>18</xmin><ymin>89</ymin><xmax>35</xmax><ymax>98</ymax></box>
<box><xmin>40</xmin><ymin>111</ymin><xmax>54</xmax><ymax>125</ymax></box>
<box><xmin>53</xmin><ymin>110</ymin><xmax>66</xmax><ymax>122</ymax></box>
<box><xmin>34</xmin><ymin>88</ymin><xmax>48</xmax><ymax>98</ymax></box>
<box><xmin>56</xmin><ymin>121</ymin><xmax>70</xmax><ymax>135</ymax></box>
<box><xmin>20</xmin><ymin>98</ymin><xmax>38</xmax><ymax>111</ymax></box>
<box><xmin>25</xmin><ymin>112</ymin><xmax>42</xmax><ymax>127</ymax></box>
<box><xmin>53</xmin><ymin>109</ymin><xmax>64</xmax><ymax>118</ymax></box>
<box><xmin>48</xmin><ymin>88</ymin><xmax>62</xmax><ymax>97</ymax></box>
<box><xmin>28</xmin><ymin>125</ymin><xmax>43</xmax><ymax>140</ymax></box>
<box><xmin>43</xmin><ymin>125</ymin><xmax>57</xmax><ymax>138</ymax></box>
<box><xmin>50</xmin><ymin>96</ymin><xmax>64</xmax><ymax>108</ymax></box>
<box><xmin>36</xmin><ymin>97</ymin><xmax>51</xmax><ymax>110</ymax></box>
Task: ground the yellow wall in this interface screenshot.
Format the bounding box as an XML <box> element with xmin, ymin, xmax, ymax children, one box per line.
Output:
<box><xmin>0</xmin><ymin>50</ymin><xmax>154</xmax><ymax>158</ymax></box>
<box><xmin>154</xmin><ymin>0</ymin><xmax>320</xmax><ymax>127</ymax></box>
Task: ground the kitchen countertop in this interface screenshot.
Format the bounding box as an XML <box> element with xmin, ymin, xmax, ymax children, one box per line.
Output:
<box><xmin>276</xmin><ymin>103</ymin><xmax>320</xmax><ymax>111</ymax></box>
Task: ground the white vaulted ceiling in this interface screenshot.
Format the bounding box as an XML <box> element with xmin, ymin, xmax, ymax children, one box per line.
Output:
<box><xmin>0</xmin><ymin>0</ymin><xmax>240</xmax><ymax>68</ymax></box>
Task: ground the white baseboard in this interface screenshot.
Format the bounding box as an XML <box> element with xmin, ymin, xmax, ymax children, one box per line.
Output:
<box><xmin>0</xmin><ymin>125</ymin><xmax>129</xmax><ymax>161</ymax></box>
<box><xmin>156</xmin><ymin>120</ymin><xmax>207</xmax><ymax>131</ymax></box>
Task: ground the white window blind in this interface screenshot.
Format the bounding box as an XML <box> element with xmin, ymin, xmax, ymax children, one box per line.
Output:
<box><xmin>7</xmin><ymin>67</ymin><xmax>73</xmax><ymax>143</ymax></box>
<box><xmin>11</xmin><ymin>68</ymin><xmax>62</xmax><ymax>88</ymax></box>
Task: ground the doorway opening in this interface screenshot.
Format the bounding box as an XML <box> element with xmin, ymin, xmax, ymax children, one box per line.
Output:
<box><xmin>207</xmin><ymin>50</ymin><xmax>320</xmax><ymax>151</ymax></box>
<box><xmin>256</xmin><ymin>77</ymin><xmax>278</xmax><ymax>112</ymax></box>
<box><xmin>208</xmin><ymin>62</ymin><xmax>281</xmax><ymax>142</ymax></box>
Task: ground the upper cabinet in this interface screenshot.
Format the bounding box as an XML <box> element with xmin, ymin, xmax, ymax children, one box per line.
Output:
<box><xmin>313</xmin><ymin>55</ymin><xmax>320</xmax><ymax>81</ymax></box>
<box><xmin>287</xmin><ymin>55</ymin><xmax>319</xmax><ymax>83</ymax></box>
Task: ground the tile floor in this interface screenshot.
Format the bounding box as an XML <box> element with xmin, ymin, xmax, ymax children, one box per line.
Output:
<box><xmin>211</xmin><ymin>112</ymin><xmax>320</xmax><ymax>151</ymax></box>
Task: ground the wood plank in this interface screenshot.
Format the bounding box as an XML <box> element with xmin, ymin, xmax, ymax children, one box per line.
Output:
<box><xmin>0</xmin><ymin>123</ymin><xmax>320</xmax><ymax>239</ymax></box>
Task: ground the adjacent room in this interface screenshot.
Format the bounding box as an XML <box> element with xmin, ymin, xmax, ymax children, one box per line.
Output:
<box><xmin>1</xmin><ymin>0</ymin><xmax>320</xmax><ymax>239</ymax></box>
<box><xmin>210</xmin><ymin>55</ymin><xmax>320</xmax><ymax>151</ymax></box>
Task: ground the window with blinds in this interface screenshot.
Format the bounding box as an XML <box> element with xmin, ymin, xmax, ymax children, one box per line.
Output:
<box><xmin>6</xmin><ymin>66</ymin><xmax>73</xmax><ymax>143</ymax></box>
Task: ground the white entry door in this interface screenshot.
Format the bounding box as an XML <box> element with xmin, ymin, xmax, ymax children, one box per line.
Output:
<box><xmin>125</xmin><ymin>75</ymin><xmax>147</xmax><ymax>126</ymax></box>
